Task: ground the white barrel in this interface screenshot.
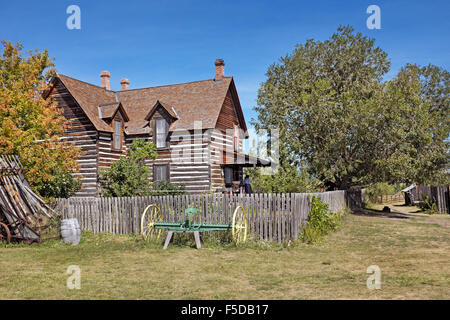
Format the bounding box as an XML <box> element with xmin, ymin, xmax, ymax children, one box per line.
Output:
<box><xmin>61</xmin><ymin>218</ymin><xmax>81</xmax><ymax>245</ymax></box>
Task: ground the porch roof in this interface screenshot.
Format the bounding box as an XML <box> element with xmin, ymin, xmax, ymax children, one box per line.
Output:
<box><xmin>221</xmin><ymin>153</ymin><xmax>272</xmax><ymax>167</ymax></box>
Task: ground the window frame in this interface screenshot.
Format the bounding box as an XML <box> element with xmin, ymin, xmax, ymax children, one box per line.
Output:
<box><xmin>153</xmin><ymin>164</ymin><xmax>170</xmax><ymax>183</ymax></box>
<box><xmin>154</xmin><ymin>118</ymin><xmax>168</xmax><ymax>149</ymax></box>
<box><xmin>234</xmin><ymin>124</ymin><xmax>239</xmax><ymax>152</ymax></box>
<box><xmin>112</xmin><ymin>120</ymin><xmax>122</xmax><ymax>150</ymax></box>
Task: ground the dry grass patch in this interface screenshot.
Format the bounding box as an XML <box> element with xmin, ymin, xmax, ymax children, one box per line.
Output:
<box><xmin>0</xmin><ymin>211</ymin><xmax>449</xmax><ymax>299</ymax></box>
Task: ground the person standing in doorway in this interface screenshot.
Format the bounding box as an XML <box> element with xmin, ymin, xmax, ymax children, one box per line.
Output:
<box><xmin>243</xmin><ymin>175</ymin><xmax>253</xmax><ymax>195</ymax></box>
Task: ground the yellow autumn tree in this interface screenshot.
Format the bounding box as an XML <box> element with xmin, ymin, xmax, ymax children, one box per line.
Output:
<box><xmin>0</xmin><ymin>40</ymin><xmax>81</xmax><ymax>198</ymax></box>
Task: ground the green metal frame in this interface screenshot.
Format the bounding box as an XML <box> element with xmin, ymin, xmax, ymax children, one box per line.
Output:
<box><xmin>153</xmin><ymin>207</ymin><xmax>232</xmax><ymax>232</ymax></box>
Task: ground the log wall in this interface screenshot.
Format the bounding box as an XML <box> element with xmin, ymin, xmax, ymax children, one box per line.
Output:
<box><xmin>52</xmin><ymin>82</ymin><xmax>248</xmax><ymax>196</ymax></box>
<box><xmin>49</xmin><ymin>79</ymin><xmax>98</xmax><ymax>197</ymax></box>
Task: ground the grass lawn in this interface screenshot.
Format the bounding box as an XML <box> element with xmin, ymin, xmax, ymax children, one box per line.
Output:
<box><xmin>0</xmin><ymin>204</ymin><xmax>449</xmax><ymax>299</ymax></box>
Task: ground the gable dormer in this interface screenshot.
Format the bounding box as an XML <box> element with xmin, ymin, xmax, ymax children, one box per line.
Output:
<box><xmin>98</xmin><ymin>102</ymin><xmax>129</xmax><ymax>150</ymax></box>
<box><xmin>98</xmin><ymin>102</ymin><xmax>130</xmax><ymax>124</ymax></box>
<box><xmin>145</xmin><ymin>100</ymin><xmax>178</xmax><ymax>149</ymax></box>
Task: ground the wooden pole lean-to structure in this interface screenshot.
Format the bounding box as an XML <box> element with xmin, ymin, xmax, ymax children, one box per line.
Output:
<box><xmin>0</xmin><ymin>155</ymin><xmax>59</xmax><ymax>244</ymax></box>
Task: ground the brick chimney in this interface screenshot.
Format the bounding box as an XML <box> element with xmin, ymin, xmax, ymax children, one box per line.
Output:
<box><xmin>120</xmin><ymin>78</ymin><xmax>130</xmax><ymax>90</ymax></box>
<box><xmin>100</xmin><ymin>71</ymin><xmax>111</xmax><ymax>90</ymax></box>
<box><xmin>214</xmin><ymin>59</ymin><xmax>225</xmax><ymax>81</ymax></box>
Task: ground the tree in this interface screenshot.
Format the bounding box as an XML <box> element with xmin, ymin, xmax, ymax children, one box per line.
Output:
<box><xmin>373</xmin><ymin>65</ymin><xmax>449</xmax><ymax>186</ymax></box>
<box><xmin>254</xmin><ymin>26</ymin><xmax>449</xmax><ymax>189</ymax></box>
<box><xmin>0</xmin><ymin>41</ymin><xmax>81</xmax><ymax>198</ymax></box>
<box><xmin>99</xmin><ymin>139</ymin><xmax>157</xmax><ymax>197</ymax></box>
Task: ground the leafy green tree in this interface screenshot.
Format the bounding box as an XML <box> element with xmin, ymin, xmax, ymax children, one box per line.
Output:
<box><xmin>373</xmin><ymin>65</ymin><xmax>449</xmax><ymax>186</ymax></box>
<box><xmin>365</xmin><ymin>182</ymin><xmax>396</xmax><ymax>203</ymax></box>
<box><xmin>99</xmin><ymin>139</ymin><xmax>157</xmax><ymax>197</ymax></box>
<box><xmin>402</xmin><ymin>63</ymin><xmax>449</xmax><ymax>186</ymax></box>
<box><xmin>254</xmin><ymin>26</ymin><xmax>449</xmax><ymax>189</ymax></box>
<box><xmin>0</xmin><ymin>40</ymin><xmax>81</xmax><ymax>198</ymax></box>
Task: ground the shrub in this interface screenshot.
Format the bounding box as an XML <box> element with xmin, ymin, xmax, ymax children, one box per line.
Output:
<box><xmin>150</xmin><ymin>181</ymin><xmax>186</xmax><ymax>196</ymax></box>
<box><xmin>245</xmin><ymin>165</ymin><xmax>322</xmax><ymax>193</ymax></box>
<box><xmin>418</xmin><ymin>196</ymin><xmax>440</xmax><ymax>215</ymax></box>
<box><xmin>99</xmin><ymin>140</ymin><xmax>157</xmax><ymax>197</ymax></box>
<box><xmin>301</xmin><ymin>196</ymin><xmax>346</xmax><ymax>244</ymax></box>
<box><xmin>36</xmin><ymin>170</ymin><xmax>81</xmax><ymax>199</ymax></box>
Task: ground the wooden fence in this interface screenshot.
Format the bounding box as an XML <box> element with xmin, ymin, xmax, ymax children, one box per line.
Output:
<box><xmin>376</xmin><ymin>193</ymin><xmax>404</xmax><ymax>204</ymax></box>
<box><xmin>56</xmin><ymin>191</ymin><xmax>351</xmax><ymax>242</ymax></box>
<box><xmin>414</xmin><ymin>185</ymin><xmax>450</xmax><ymax>214</ymax></box>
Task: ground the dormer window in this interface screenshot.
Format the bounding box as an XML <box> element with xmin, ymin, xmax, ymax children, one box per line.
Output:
<box><xmin>156</xmin><ymin>119</ymin><xmax>168</xmax><ymax>148</ymax></box>
<box><xmin>145</xmin><ymin>101</ymin><xmax>177</xmax><ymax>149</ymax></box>
<box><xmin>113</xmin><ymin>120</ymin><xmax>121</xmax><ymax>149</ymax></box>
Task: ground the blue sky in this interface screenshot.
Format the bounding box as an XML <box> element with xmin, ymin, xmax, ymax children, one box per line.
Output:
<box><xmin>1</xmin><ymin>0</ymin><xmax>449</xmax><ymax>126</ymax></box>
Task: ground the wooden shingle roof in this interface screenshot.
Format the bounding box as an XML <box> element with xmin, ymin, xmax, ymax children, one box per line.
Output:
<box><xmin>144</xmin><ymin>100</ymin><xmax>178</xmax><ymax>121</ymax></box>
<box><xmin>54</xmin><ymin>74</ymin><xmax>241</xmax><ymax>134</ymax></box>
<box><xmin>116</xmin><ymin>78</ymin><xmax>233</xmax><ymax>132</ymax></box>
<box><xmin>98</xmin><ymin>102</ymin><xmax>130</xmax><ymax>122</ymax></box>
<box><xmin>56</xmin><ymin>75</ymin><xmax>116</xmax><ymax>132</ymax></box>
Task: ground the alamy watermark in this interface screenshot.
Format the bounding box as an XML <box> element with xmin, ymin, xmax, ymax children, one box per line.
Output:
<box><xmin>366</xmin><ymin>5</ymin><xmax>381</xmax><ymax>30</ymax></box>
<box><xmin>169</xmin><ymin>121</ymin><xmax>279</xmax><ymax>175</ymax></box>
<box><xmin>366</xmin><ymin>265</ymin><xmax>381</xmax><ymax>290</ymax></box>
<box><xmin>66</xmin><ymin>5</ymin><xmax>81</xmax><ymax>30</ymax></box>
<box><xmin>66</xmin><ymin>265</ymin><xmax>81</xmax><ymax>290</ymax></box>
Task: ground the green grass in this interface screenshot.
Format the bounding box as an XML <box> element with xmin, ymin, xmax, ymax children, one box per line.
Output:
<box><xmin>0</xmin><ymin>210</ymin><xmax>449</xmax><ymax>299</ymax></box>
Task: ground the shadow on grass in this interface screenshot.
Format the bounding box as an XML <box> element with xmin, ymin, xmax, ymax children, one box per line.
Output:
<box><xmin>351</xmin><ymin>208</ymin><xmax>413</xmax><ymax>219</ymax></box>
<box><xmin>392</xmin><ymin>204</ymin><xmax>423</xmax><ymax>213</ymax></box>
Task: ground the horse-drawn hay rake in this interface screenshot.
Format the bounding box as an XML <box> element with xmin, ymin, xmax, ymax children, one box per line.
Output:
<box><xmin>140</xmin><ymin>204</ymin><xmax>248</xmax><ymax>249</ymax></box>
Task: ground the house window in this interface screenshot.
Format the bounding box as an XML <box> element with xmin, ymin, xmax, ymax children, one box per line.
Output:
<box><xmin>224</xmin><ymin>166</ymin><xmax>233</xmax><ymax>186</ymax></box>
<box><xmin>154</xmin><ymin>164</ymin><xmax>169</xmax><ymax>182</ymax></box>
<box><xmin>234</xmin><ymin>125</ymin><xmax>239</xmax><ymax>151</ymax></box>
<box><xmin>156</xmin><ymin>119</ymin><xmax>168</xmax><ymax>148</ymax></box>
<box><xmin>113</xmin><ymin>120</ymin><xmax>121</xmax><ymax>149</ymax></box>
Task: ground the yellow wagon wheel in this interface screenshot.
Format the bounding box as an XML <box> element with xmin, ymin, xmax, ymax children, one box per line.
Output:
<box><xmin>232</xmin><ymin>206</ymin><xmax>247</xmax><ymax>243</ymax></box>
<box><xmin>141</xmin><ymin>204</ymin><xmax>162</xmax><ymax>240</ymax></box>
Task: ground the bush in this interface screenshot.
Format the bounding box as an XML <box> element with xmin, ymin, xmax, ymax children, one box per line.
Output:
<box><xmin>418</xmin><ymin>196</ymin><xmax>440</xmax><ymax>215</ymax></box>
<box><xmin>36</xmin><ymin>170</ymin><xmax>81</xmax><ymax>199</ymax></box>
<box><xmin>150</xmin><ymin>181</ymin><xmax>186</xmax><ymax>196</ymax></box>
<box><xmin>300</xmin><ymin>196</ymin><xmax>346</xmax><ymax>244</ymax></box>
<box><xmin>99</xmin><ymin>140</ymin><xmax>157</xmax><ymax>197</ymax></box>
<box><xmin>245</xmin><ymin>165</ymin><xmax>322</xmax><ymax>193</ymax></box>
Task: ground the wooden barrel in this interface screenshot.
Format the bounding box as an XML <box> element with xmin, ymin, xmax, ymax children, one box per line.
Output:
<box><xmin>61</xmin><ymin>218</ymin><xmax>81</xmax><ymax>245</ymax></box>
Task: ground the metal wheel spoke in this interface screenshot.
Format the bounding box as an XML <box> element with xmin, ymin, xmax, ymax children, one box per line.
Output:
<box><xmin>232</xmin><ymin>206</ymin><xmax>247</xmax><ymax>244</ymax></box>
<box><xmin>141</xmin><ymin>204</ymin><xmax>162</xmax><ymax>241</ymax></box>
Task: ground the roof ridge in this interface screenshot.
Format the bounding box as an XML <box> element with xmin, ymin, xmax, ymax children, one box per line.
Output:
<box><xmin>99</xmin><ymin>102</ymin><xmax>120</xmax><ymax>107</ymax></box>
<box><xmin>58</xmin><ymin>73</ymin><xmax>233</xmax><ymax>93</ymax></box>
<box><xmin>117</xmin><ymin>77</ymin><xmax>233</xmax><ymax>92</ymax></box>
<box><xmin>58</xmin><ymin>73</ymin><xmax>113</xmax><ymax>92</ymax></box>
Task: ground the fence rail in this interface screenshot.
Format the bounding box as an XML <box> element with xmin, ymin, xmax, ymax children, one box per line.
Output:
<box><xmin>56</xmin><ymin>191</ymin><xmax>352</xmax><ymax>242</ymax></box>
<box><xmin>376</xmin><ymin>193</ymin><xmax>404</xmax><ymax>204</ymax></box>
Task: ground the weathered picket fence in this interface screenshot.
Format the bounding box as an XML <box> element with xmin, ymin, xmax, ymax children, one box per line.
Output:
<box><xmin>56</xmin><ymin>191</ymin><xmax>350</xmax><ymax>242</ymax></box>
<box><xmin>374</xmin><ymin>193</ymin><xmax>404</xmax><ymax>204</ymax></box>
<box><xmin>412</xmin><ymin>185</ymin><xmax>449</xmax><ymax>214</ymax></box>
